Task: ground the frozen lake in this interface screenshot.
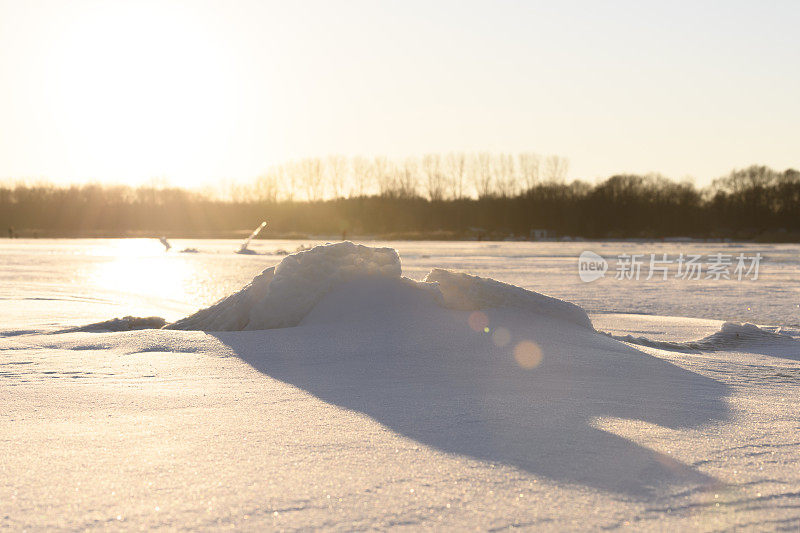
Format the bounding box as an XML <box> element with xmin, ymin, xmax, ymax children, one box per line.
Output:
<box><xmin>1</xmin><ymin>238</ymin><xmax>798</xmax><ymax>330</ymax></box>
<box><xmin>2</xmin><ymin>239</ymin><xmax>800</xmax><ymax>530</ymax></box>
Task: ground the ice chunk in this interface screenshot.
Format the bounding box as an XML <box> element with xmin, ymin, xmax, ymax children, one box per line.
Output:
<box><xmin>167</xmin><ymin>242</ymin><xmax>401</xmax><ymax>331</ymax></box>
<box><xmin>246</xmin><ymin>241</ymin><xmax>400</xmax><ymax>329</ymax></box>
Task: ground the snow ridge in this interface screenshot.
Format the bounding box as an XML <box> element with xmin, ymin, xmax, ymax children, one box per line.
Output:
<box><xmin>425</xmin><ymin>268</ymin><xmax>592</xmax><ymax>329</ymax></box>
<box><xmin>607</xmin><ymin>321</ymin><xmax>800</xmax><ymax>353</ymax></box>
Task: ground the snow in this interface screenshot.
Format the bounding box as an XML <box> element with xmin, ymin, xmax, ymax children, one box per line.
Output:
<box><xmin>2</xmin><ymin>239</ymin><xmax>800</xmax><ymax>530</ymax></box>
<box><xmin>166</xmin><ymin>242</ymin><xmax>590</xmax><ymax>332</ymax></box>
<box><xmin>609</xmin><ymin>321</ymin><xmax>800</xmax><ymax>355</ymax></box>
<box><xmin>425</xmin><ymin>268</ymin><xmax>592</xmax><ymax>329</ymax></box>
<box><xmin>64</xmin><ymin>315</ymin><xmax>168</xmax><ymax>332</ymax></box>
<box><xmin>166</xmin><ymin>266</ymin><xmax>276</xmax><ymax>331</ymax></box>
<box><xmin>168</xmin><ymin>242</ymin><xmax>403</xmax><ymax>330</ymax></box>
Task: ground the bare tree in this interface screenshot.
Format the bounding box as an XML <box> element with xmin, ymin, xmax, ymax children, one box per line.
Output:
<box><xmin>422</xmin><ymin>153</ymin><xmax>448</xmax><ymax>201</ymax></box>
<box><xmin>326</xmin><ymin>155</ymin><xmax>348</xmax><ymax>199</ymax></box>
<box><xmin>222</xmin><ymin>179</ymin><xmax>248</xmax><ymax>203</ymax></box>
<box><xmin>253</xmin><ymin>169</ymin><xmax>280</xmax><ymax>202</ymax></box>
<box><xmin>298</xmin><ymin>158</ymin><xmax>324</xmax><ymax>201</ymax></box>
<box><xmin>445</xmin><ymin>152</ymin><xmax>467</xmax><ymax>199</ymax></box>
<box><xmin>396</xmin><ymin>157</ymin><xmax>419</xmax><ymax>198</ymax></box>
<box><xmin>372</xmin><ymin>156</ymin><xmax>395</xmax><ymax>197</ymax></box>
<box><xmin>350</xmin><ymin>156</ymin><xmax>372</xmax><ymax>198</ymax></box>
<box><xmin>472</xmin><ymin>152</ymin><xmax>494</xmax><ymax>198</ymax></box>
<box><xmin>279</xmin><ymin>163</ymin><xmax>298</xmax><ymax>201</ymax></box>
<box><xmin>544</xmin><ymin>155</ymin><xmax>569</xmax><ymax>183</ymax></box>
<box><xmin>494</xmin><ymin>153</ymin><xmax>518</xmax><ymax>197</ymax></box>
<box><xmin>517</xmin><ymin>152</ymin><xmax>540</xmax><ymax>191</ymax></box>
<box><xmin>251</xmin><ymin>151</ymin><xmax>567</xmax><ymax>201</ymax></box>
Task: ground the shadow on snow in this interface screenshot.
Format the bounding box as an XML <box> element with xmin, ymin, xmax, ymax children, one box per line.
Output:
<box><xmin>211</xmin><ymin>286</ymin><xmax>730</xmax><ymax>496</ymax></box>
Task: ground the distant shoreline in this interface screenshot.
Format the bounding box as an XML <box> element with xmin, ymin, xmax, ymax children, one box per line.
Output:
<box><xmin>4</xmin><ymin>166</ymin><xmax>800</xmax><ymax>244</ymax></box>
<box><xmin>2</xmin><ymin>231</ymin><xmax>794</xmax><ymax>244</ymax></box>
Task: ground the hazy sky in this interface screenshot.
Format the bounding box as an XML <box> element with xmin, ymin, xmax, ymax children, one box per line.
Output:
<box><xmin>1</xmin><ymin>0</ymin><xmax>798</xmax><ymax>187</ymax></box>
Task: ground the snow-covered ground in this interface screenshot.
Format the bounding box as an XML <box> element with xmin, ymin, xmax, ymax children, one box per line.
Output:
<box><xmin>2</xmin><ymin>239</ymin><xmax>799</xmax><ymax>530</ymax></box>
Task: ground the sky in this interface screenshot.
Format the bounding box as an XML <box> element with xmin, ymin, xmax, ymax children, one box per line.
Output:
<box><xmin>0</xmin><ymin>0</ymin><xmax>798</xmax><ymax>188</ymax></box>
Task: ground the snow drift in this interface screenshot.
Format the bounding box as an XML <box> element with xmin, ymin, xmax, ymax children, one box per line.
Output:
<box><xmin>609</xmin><ymin>321</ymin><xmax>800</xmax><ymax>354</ymax></box>
<box><xmin>165</xmin><ymin>241</ymin><xmax>592</xmax><ymax>331</ymax></box>
<box><xmin>64</xmin><ymin>315</ymin><xmax>167</xmax><ymax>333</ymax></box>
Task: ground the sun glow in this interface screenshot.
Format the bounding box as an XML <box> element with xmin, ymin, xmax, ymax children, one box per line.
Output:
<box><xmin>89</xmin><ymin>239</ymin><xmax>197</xmax><ymax>312</ymax></box>
<box><xmin>43</xmin><ymin>2</ymin><xmax>244</xmax><ymax>187</ymax></box>
<box><xmin>2</xmin><ymin>1</ymin><xmax>797</xmax><ymax>187</ymax></box>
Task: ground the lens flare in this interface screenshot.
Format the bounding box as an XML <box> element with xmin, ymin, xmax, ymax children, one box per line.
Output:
<box><xmin>468</xmin><ymin>311</ymin><xmax>489</xmax><ymax>333</ymax></box>
<box><xmin>492</xmin><ymin>327</ymin><xmax>511</xmax><ymax>347</ymax></box>
<box><xmin>513</xmin><ymin>340</ymin><xmax>542</xmax><ymax>369</ymax></box>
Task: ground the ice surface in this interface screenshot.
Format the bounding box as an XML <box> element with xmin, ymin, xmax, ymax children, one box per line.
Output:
<box><xmin>2</xmin><ymin>239</ymin><xmax>797</xmax><ymax>326</ymax></box>
<box><xmin>3</xmin><ymin>240</ymin><xmax>800</xmax><ymax>530</ymax></box>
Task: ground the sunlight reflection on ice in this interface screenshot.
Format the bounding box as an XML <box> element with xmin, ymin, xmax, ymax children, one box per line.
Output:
<box><xmin>89</xmin><ymin>240</ymin><xmax>197</xmax><ymax>306</ymax></box>
<box><xmin>86</xmin><ymin>238</ymin><xmax>167</xmax><ymax>257</ymax></box>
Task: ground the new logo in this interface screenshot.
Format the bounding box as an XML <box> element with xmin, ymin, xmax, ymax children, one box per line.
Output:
<box><xmin>578</xmin><ymin>251</ymin><xmax>607</xmax><ymax>282</ymax></box>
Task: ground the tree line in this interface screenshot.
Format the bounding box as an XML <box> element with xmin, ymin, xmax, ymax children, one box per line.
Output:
<box><xmin>219</xmin><ymin>152</ymin><xmax>571</xmax><ymax>202</ymax></box>
<box><xmin>1</xmin><ymin>159</ymin><xmax>799</xmax><ymax>241</ymax></box>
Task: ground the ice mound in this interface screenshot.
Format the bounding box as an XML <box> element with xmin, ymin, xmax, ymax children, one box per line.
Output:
<box><xmin>167</xmin><ymin>242</ymin><xmax>401</xmax><ymax>331</ymax></box>
<box><xmin>609</xmin><ymin>321</ymin><xmax>800</xmax><ymax>353</ymax></box>
<box><xmin>166</xmin><ymin>241</ymin><xmax>592</xmax><ymax>332</ymax></box>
